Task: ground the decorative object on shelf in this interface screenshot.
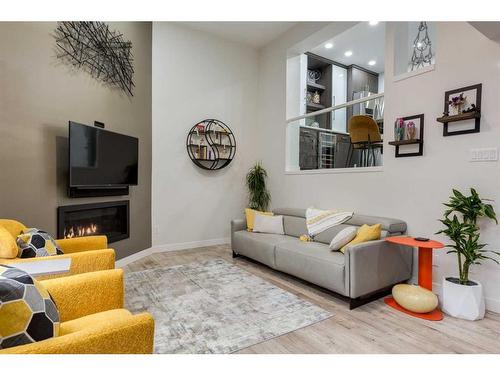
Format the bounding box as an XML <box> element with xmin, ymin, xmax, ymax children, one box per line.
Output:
<box><xmin>389</xmin><ymin>114</ymin><xmax>424</xmax><ymax>157</ymax></box>
<box><xmin>186</xmin><ymin>119</ymin><xmax>236</xmax><ymax>170</ymax></box>
<box><xmin>437</xmin><ymin>83</ymin><xmax>482</xmax><ymax>136</ymax></box>
<box><xmin>436</xmin><ymin>188</ymin><xmax>498</xmax><ymax>320</ymax></box>
<box><xmin>448</xmin><ymin>92</ymin><xmax>466</xmax><ymax>115</ymax></box>
<box><xmin>55</xmin><ymin>22</ymin><xmax>134</xmax><ymax>97</ymax></box>
<box><xmin>246</xmin><ymin>162</ymin><xmax>271</xmax><ymax>211</ymax></box>
<box><xmin>312</xmin><ymin>91</ymin><xmax>321</xmax><ymax>104</ymax></box>
<box><xmin>405</xmin><ymin>121</ymin><xmax>417</xmax><ymax>140</ymax></box>
<box><xmin>307</xmin><ymin>69</ymin><xmax>321</xmax><ymax>83</ymax></box>
<box><xmin>394</xmin><ymin>118</ymin><xmax>405</xmax><ymax>141</ymax></box>
<box><xmin>306</xmin><ymin>91</ymin><xmax>312</xmax><ymax>104</ymax></box>
<box><xmin>410</xmin><ymin>22</ymin><xmax>433</xmax><ymax>71</ymax></box>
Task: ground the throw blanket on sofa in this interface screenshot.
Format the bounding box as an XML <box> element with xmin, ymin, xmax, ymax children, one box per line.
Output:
<box><xmin>305</xmin><ymin>207</ymin><xmax>354</xmax><ymax>237</ymax></box>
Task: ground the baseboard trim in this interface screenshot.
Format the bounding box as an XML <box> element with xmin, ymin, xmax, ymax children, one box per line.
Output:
<box><xmin>115</xmin><ymin>237</ymin><xmax>230</xmax><ymax>268</ymax></box>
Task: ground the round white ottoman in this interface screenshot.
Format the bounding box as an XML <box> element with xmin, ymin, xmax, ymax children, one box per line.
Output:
<box><xmin>392</xmin><ymin>284</ymin><xmax>438</xmax><ymax>313</ymax></box>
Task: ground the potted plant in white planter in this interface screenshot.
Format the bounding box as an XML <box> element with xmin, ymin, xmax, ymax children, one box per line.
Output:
<box><xmin>437</xmin><ymin>188</ymin><xmax>498</xmax><ymax>320</ymax></box>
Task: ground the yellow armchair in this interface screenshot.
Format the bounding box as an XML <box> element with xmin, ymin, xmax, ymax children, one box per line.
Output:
<box><xmin>0</xmin><ymin>269</ymin><xmax>155</xmax><ymax>354</ymax></box>
<box><xmin>0</xmin><ymin>219</ymin><xmax>115</xmax><ymax>279</ymax></box>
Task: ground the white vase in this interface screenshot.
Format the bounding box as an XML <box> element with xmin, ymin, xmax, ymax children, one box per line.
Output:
<box><xmin>441</xmin><ymin>277</ymin><xmax>485</xmax><ymax>321</ymax></box>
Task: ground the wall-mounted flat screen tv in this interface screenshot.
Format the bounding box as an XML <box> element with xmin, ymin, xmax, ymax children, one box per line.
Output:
<box><xmin>69</xmin><ymin>121</ymin><xmax>138</xmax><ymax>187</ymax></box>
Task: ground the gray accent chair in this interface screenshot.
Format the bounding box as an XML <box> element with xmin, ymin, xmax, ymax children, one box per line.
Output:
<box><xmin>231</xmin><ymin>208</ymin><xmax>413</xmax><ymax>309</ymax></box>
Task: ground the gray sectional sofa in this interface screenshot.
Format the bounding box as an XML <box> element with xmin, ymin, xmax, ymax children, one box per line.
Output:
<box><xmin>231</xmin><ymin>208</ymin><xmax>413</xmax><ymax>309</ymax></box>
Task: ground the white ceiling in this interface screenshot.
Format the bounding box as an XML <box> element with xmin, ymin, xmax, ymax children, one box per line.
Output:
<box><xmin>180</xmin><ymin>22</ymin><xmax>297</xmax><ymax>48</ymax></box>
<box><xmin>309</xmin><ymin>22</ymin><xmax>386</xmax><ymax>73</ymax></box>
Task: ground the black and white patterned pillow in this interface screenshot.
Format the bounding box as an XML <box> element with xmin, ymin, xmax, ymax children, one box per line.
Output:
<box><xmin>16</xmin><ymin>228</ymin><xmax>63</xmax><ymax>258</ymax></box>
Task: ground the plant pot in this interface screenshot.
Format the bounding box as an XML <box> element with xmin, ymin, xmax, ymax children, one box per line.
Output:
<box><xmin>441</xmin><ymin>277</ymin><xmax>485</xmax><ymax>321</ymax></box>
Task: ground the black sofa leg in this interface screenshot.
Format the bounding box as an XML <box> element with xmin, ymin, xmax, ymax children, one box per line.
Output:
<box><xmin>232</xmin><ymin>250</ymin><xmax>240</xmax><ymax>258</ymax></box>
<box><xmin>348</xmin><ymin>285</ymin><xmax>395</xmax><ymax>310</ymax></box>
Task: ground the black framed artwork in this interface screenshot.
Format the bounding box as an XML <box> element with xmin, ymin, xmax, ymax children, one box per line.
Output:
<box><xmin>388</xmin><ymin>114</ymin><xmax>424</xmax><ymax>158</ymax></box>
<box><xmin>441</xmin><ymin>83</ymin><xmax>482</xmax><ymax>136</ymax></box>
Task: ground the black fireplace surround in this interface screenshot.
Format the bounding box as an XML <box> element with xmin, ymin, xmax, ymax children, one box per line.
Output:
<box><xmin>57</xmin><ymin>200</ymin><xmax>129</xmax><ymax>244</ymax></box>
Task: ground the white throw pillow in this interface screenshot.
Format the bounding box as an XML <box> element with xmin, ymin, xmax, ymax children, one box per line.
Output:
<box><xmin>253</xmin><ymin>214</ymin><xmax>285</xmax><ymax>235</ymax></box>
<box><xmin>329</xmin><ymin>226</ymin><xmax>357</xmax><ymax>251</ymax></box>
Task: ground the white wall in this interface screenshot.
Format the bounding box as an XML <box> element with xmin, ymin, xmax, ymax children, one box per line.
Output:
<box><xmin>152</xmin><ymin>23</ymin><xmax>259</xmax><ymax>247</ymax></box>
<box><xmin>257</xmin><ymin>22</ymin><xmax>500</xmax><ymax>312</ymax></box>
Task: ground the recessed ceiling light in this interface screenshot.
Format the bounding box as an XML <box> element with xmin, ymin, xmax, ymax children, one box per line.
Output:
<box><xmin>369</xmin><ymin>21</ymin><xmax>379</xmax><ymax>26</ymax></box>
<box><xmin>324</xmin><ymin>42</ymin><xmax>333</xmax><ymax>49</ymax></box>
<box><xmin>344</xmin><ymin>50</ymin><xmax>353</xmax><ymax>57</ymax></box>
<box><xmin>368</xmin><ymin>60</ymin><xmax>376</xmax><ymax>66</ymax></box>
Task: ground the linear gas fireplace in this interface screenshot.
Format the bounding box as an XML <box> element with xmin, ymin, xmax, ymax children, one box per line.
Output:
<box><xmin>57</xmin><ymin>201</ymin><xmax>129</xmax><ymax>244</ymax></box>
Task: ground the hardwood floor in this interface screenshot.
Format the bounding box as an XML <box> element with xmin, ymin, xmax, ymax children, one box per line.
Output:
<box><xmin>123</xmin><ymin>245</ymin><xmax>500</xmax><ymax>354</ymax></box>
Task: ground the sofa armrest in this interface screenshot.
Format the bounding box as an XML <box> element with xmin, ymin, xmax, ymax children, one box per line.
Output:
<box><xmin>0</xmin><ymin>312</ymin><xmax>155</xmax><ymax>354</ymax></box>
<box><xmin>41</xmin><ymin>269</ymin><xmax>124</xmax><ymax>322</ymax></box>
<box><xmin>1</xmin><ymin>249</ymin><xmax>115</xmax><ymax>280</ymax></box>
<box><xmin>231</xmin><ymin>219</ymin><xmax>246</xmax><ymax>251</ymax></box>
<box><xmin>345</xmin><ymin>240</ymin><xmax>413</xmax><ymax>299</ymax></box>
<box><xmin>56</xmin><ymin>235</ymin><xmax>108</xmax><ymax>253</ymax></box>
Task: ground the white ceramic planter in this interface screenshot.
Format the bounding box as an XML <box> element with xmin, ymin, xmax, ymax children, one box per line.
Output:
<box><xmin>441</xmin><ymin>277</ymin><xmax>485</xmax><ymax>321</ymax></box>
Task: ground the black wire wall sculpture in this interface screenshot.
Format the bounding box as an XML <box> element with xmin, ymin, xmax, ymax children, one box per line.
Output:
<box><xmin>55</xmin><ymin>22</ymin><xmax>135</xmax><ymax>96</ymax></box>
<box><xmin>410</xmin><ymin>22</ymin><xmax>433</xmax><ymax>71</ymax></box>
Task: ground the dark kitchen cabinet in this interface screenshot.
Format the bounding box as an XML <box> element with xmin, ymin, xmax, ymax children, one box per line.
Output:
<box><xmin>299</xmin><ymin>128</ymin><xmax>318</xmax><ymax>170</ymax></box>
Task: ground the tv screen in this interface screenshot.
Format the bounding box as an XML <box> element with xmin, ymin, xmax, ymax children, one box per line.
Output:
<box><xmin>69</xmin><ymin>122</ymin><xmax>138</xmax><ymax>187</ymax></box>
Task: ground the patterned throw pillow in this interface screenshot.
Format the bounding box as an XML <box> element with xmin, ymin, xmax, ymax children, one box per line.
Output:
<box><xmin>0</xmin><ymin>264</ymin><xmax>60</xmax><ymax>349</ymax></box>
<box><xmin>16</xmin><ymin>228</ymin><xmax>63</xmax><ymax>258</ymax></box>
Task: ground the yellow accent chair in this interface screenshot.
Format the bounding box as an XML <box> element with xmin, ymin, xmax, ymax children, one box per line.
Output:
<box><xmin>0</xmin><ymin>269</ymin><xmax>155</xmax><ymax>354</ymax></box>
<box><xmin>0</xmin><ymin>219</ymin><xmax>115</xmax><ymax>279</ymax></box>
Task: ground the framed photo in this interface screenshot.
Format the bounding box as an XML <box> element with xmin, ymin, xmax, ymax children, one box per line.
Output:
<box><xmin>443</xmin><ymin>83</ymin><xmax>482</xmax><ymax>136</ymax></box>
<box><xmin>390</xmin><ymin>114</ymin><xmax>424</xmax><ymax>158</ymax></box>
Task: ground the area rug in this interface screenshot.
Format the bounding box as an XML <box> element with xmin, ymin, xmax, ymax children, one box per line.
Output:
<box><xmin>124</xmin><ymin>258</ymin><xmax>332</xmax><ymax>353</ymax></box>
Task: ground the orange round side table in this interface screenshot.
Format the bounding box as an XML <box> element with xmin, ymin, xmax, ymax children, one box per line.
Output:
<box><xmin>384</xmin><ymin>236</ymin><xmax>444</xmax><ymax>321</ymax></box>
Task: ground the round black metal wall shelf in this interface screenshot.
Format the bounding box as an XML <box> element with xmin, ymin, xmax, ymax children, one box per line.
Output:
<box><xmin>186</xmin><ymin>119</ymin><xmax>236</xmax><ymax>170</ymax></box>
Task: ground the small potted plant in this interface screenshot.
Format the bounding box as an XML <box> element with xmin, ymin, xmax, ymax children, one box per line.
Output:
<box><xmin>437</xmin><ymin>188</ymin><xmax>498</xmax><ymax>320</ymax></box>
<box><xmin>246</xmin><ymin>162</ymin><xmax>271</xmax><ymax>211</ymax></box>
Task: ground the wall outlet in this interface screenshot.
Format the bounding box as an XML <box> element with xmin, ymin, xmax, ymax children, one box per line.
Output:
<box><xmin>469</xmin><ymin>147</ymin><xmax>498</xmax><ymax>162</ymax></box>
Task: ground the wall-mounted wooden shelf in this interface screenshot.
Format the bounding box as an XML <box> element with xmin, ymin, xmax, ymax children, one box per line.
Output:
<box><xmin>436</xmin><ymin>111</ymin><xmax>480</xmax><ymax>124</ymax></box>
<box><xmin>306</xmin><ymin>102</ymin><xmax>326</xmax><ymax>110</ymax></box>
<box><xmin>389</xmin><ymin>114</ymin><xmax>425</xmax><ymax>158</ymax></box>
<box><xmin>388</xmin><ymin>139</ymin><xmax>423</xmax><ymax>146</ymax></box>
<box><xmin>439</xmin><ymin>83</ymin><xmax>482</xmax><ymax>136</ymax></box>
<box><xmin>307</xmin><ymin>81</ymin><xmax>326</xmax><ymax>91</ymax></box>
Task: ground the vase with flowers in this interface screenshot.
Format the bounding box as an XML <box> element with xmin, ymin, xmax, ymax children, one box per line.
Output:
<box><xmin>448</xmin><ymin>93</ymin><xmax>467</xmax><ymax>115</ymax></box>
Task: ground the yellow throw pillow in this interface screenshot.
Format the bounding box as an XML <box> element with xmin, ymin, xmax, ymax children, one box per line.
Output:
<box><xmin>0</xmin><ymin>226</ymin><xmax>18</xmax><ymax>259</ymax></box>
<box><xmin>340</xmin><ymin>223</ymin><xmax>381</xmax><ymax>253</ymax></box>
<box><xmin>244</xmin><ymin>208</ymin><xmax>273</xmax><ymax>231</ymax></box>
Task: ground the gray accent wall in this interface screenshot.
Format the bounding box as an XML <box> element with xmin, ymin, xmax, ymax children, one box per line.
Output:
<box><xmin>0</xmin><ymin>22</ymin><xmax>152</xmax><ymax>259</ymax></box>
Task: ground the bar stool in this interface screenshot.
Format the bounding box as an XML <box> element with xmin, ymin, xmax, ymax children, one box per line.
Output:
<box><xmin>345</xmin><ymin>115</ymin><xmax>383</xmax><ymax>167</ymax></box>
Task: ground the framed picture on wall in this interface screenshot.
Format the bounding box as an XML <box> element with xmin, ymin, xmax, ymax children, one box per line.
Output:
<box><xmin>389</xmin><ymin>114</ymin><xmax>424</xmax><ymax>158</ymax></box>
<box><xmin>441</xmin><ymin>83</ymin><xmax>482</xmax><ymax>136</ymax></box>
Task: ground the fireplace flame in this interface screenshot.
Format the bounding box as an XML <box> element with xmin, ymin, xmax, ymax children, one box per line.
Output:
<box><xmin>64</xmin><ymin>223</ymin><xmax>98</xmax><ymax>239</ymax></box>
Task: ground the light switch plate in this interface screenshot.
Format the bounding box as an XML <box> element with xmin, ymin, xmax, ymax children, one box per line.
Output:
<box><xmin>470</xmin><ymin>147</ymin><xmax>498</xmax><ymax>162</ymax></box>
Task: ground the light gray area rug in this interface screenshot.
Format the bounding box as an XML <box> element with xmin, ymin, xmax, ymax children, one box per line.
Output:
<box><xmin>125</xmin><ymin>258</ymin><xmax>332</xmax><ymax>353</ymax></box>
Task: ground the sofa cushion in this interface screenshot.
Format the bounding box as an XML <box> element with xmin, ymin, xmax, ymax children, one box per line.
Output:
<box><xmin>244</xmin><ymin>208</ymin><xmax>273</xmax><ymax>231</ymax></box>
<box><xmin>274</xmin><ymin>239</ymin><xmax>346</xmax><ymax>295</ymax></box>
<box><xmin>329</xmin><ymin>226</ymin><xmax>357</xmax><ymax>251</ymax></box>
<box><xmin>282</xmin><ymin>215</ymin><xmax>308</xmax><ymax>238</ymax></box>
<box><xmin>0</xmin><ymin>265</ymin><xmax>60</xmax><ymax>349</ymax></box>
<box><xmin>16</xmin><ymin>228</ymin><xmax>63</xmax><ymax>258</ymax></box>
<box><xmin>345</xmin><ymin>214</ymin><xmax>406</xmax><ymax>234</ymax></box>
<box><xmin>341</xmin><ymin>223</ymin><xmax>382</xmax><ymax>253</ymax></box>
<box><xmin>253</xmin><ymin>214</ymin><xmax>284</xmax><ymax>235</ymax></box>
<box><xmin>232</xmin><ymin>230</ymin><xmax>288</xmax><ymax>268</ymax></box>
<box><xmin>0</xmin><ymin>227</ymin><xmax>18</xmax><ymax>259</ymax></box>
<box><xmin>59</xmin><ymin>309</ymin><xmax>132</xmax><ymax>336</ymax></box>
